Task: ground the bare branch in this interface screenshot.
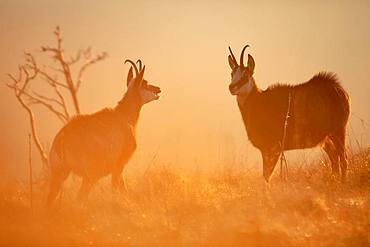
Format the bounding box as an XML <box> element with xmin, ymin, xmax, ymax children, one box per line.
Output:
<box><xmin>6</xmin><ymin>68</ymin><xmax>48</xmax><ymax>169</ymax></box>
<box><xmin>76</xmin><ymin>51</ymin><xmax>108</xmax><ymax>91</ymax></box>
<box><xmin>28</xmin><ymin>101</ymin><xmax>67</xmax><ymax>123</ymax></box>
<box><xmin>6</xmin><ymin>26</ymin><xmax>107</xmax><ymax>170</ymax></box>
<box><xmin>46</xmin><ymin>65</ymin><xmax>64</xmax><ymax>74</ymax></box>
<box><xmin>7</xmin><ymin>73</ymin><xmax>20</xmax><ymax>86</ymax></box>
<box><xmin>22</xmin><ymin>90</ymin><xmax>67</xmax><ymax>123</ymax></box>
<box><xmin>39</xmin><ymin>27</ymin><xmax>107</xmax><ymax>115</ymax></box>
<box><xmin>83</xmin><ymin>47</ymin><xmax>92</xmax><ymax>59</ymax></box>
<box><xmin>5</xmin><ymin>82</ymin><xmax>15</xmax><ymax>89</ymax></box>
<box><xmin>32</xmin><ymin>91</ymin><xmax>64</xmax><ymax>107</ymax></box>
<box><xmin>36</xmin><ymin>75</ymin><xmax>70</xmax><ymax>119</ymax></box>
<box><xmin>54</xmin><ymin>25</ymin><xmax>62</xmax><ymax>51</ymax></box>
<box><xmin>23</xmin><ymin>53</ymin><xmax>66</xmax><ymax>90</ymax></box>
<box><xmin>40</xmin><ymin>27</ymin><xmax>80</xmax><ymax>114</ymax></box>
<box><xmin>52</xmin><ymin>83</ymin><xmax>70</xmax><ymax>120</ymax></box>
<box><xmin>38</xmin><ymin>70</ymin><xmax>69</xmax><ymax>89</ymax></box>
<box><xmin>41</xmin><ymin>46</ymin><xmax>59</xmax><ymax>54</ymax></box>
<box><xmin>23</xmin><ymin>54</ymin><xmax>71</xmax><ymax>122</ymax></box>
<box><xmin>67</xmin><ymin>49</ymin><xmax>82</xmax><ymax>65</ymax></box>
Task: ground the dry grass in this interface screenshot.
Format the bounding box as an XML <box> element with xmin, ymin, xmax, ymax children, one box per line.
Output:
<box><xmin>0</xmin><ymin>149</ymin><xmax>369</xmax><ymax>247</ymax></box>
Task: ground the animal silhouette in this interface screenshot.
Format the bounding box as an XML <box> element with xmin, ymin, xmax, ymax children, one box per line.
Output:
<box><xmin>228</xmin><ymin>45</ymin><xmax>350</xmax><ymax>182</ymax></box>
<box><xmin>47</xmin><ymin>59</ymin><xmax>161</xmax><ymax>205</ymax></box>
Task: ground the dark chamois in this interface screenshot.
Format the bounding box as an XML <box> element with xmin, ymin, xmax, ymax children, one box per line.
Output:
<box><xmin>227</xmin><ymin>45</ymin><xmax>350</xmax><ymax>182</ymax></box>
<box><xmin>47</xmin><ymin>59</ymin><xmax>161</xmax><ymax>205</ymax></box>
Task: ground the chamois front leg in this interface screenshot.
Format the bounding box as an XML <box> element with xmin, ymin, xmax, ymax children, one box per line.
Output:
<box><xmin>262</xmin><ymin>150</ymin><xmax>281</xmax><ymax>183</ymax></box>
<box><xmin>111</xmin><ymin>163</ymin><xmax>128</xmax><ymax>194</ymax></box>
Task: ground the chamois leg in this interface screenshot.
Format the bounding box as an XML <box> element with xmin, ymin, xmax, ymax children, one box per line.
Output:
<box><xmin>112</xmin><ymin>163</ymin><xmax>127</xmax><ymax>193</ymax></box>
<box><xmin>77</xmin><ymin>178</ymin><xmax>94</xmax><ymax>202</ymax></box>
<box><xmin>322</xmin><ymin>138</ymin><xmax>339</xmax><ymax>177</ymax></box>
<box><xmin>262</xmin><ymin>150</ymin><xmax>281</xmax><ymax>183</ymax></box>
<box><xmin>46</xmin><ymin>168</ymin><xmax>70</xmax><ymax>206</ymax></box>
<box><xmin>331</xmin><ymin>133</ymin><xmax>348</xmax><ymax>183</ymax></box>
<box><xmin>112</xmin><ymin>157</ymin><xmax>131</xmax><ymax>193</ymax></box>
<box><xmin>112</xmin><ymin>174</ymin><xmax>127</xmax><ymax>193</ymax></box>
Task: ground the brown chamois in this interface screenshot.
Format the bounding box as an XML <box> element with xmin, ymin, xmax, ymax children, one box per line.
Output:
<box><xmin>227</xmin><ymin>45</ymin><xmax>350</xmax><ymax>183</ymax></box>
<box><xmin>47</xmin><ymin>59</ymin><xmax>161</xmax><ymax>205</ymax></box>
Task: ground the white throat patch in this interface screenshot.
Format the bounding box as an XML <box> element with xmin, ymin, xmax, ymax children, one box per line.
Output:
<box><xmin>236</xmin><ymin>78</ymin><xmax>254</xmax><ymax>96</ymax></box>
<box><xmin>140</xmin><ymin>89</ymin><xmax>159</xmax><ymax>104</ymax></box>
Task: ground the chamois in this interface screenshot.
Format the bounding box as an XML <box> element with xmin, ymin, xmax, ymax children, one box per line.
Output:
<box><xmin>47</xmin><ymin>59</ymin><xmax>161</xmax><ymax>205</ymax></box>
<box><xmin>227</xmin><ymin>45</ymin><xmax>350</xmax><ymax>183</ymax></box>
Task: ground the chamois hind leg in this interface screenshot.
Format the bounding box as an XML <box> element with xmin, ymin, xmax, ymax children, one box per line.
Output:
<box><xmin>112</xmin><ymin>174</ymin><xmax>127</xmax><ymax>193</ymax></box>
<box><xmin>46</xmin><ymin>168</ymin><xmax>70</xmax><ymax>207</ymax></box>
<box><xmin>322</xmin><ymin>138</ymin><xmax>339</xmax><ymax>177</ymax></box>
<box><xmin>112</xmin><ymin>156</ymin><xmax>132</xmax><ymax>194</ymax></box>
<box><xmin>331</xmin><ymin>132</ymin><xmax>348</xmax><ymax>183</ymax></box>
<box><xmin>77</xmin><ymin>178</ymin><xmax>94</xmax><ymax>202</ymax></box>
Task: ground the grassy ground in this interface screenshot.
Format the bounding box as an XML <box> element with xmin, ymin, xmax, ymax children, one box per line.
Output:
<box><xmin>0</xmin><ymin>149</ymin><xmax>369</xmax><ymax>247</ymax></box>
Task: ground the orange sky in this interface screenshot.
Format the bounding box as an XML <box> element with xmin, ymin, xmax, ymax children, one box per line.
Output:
<box><xmin>0</xmin><ymin>0</ymin><xmax>369</xmax><ymax>176</ymax></box>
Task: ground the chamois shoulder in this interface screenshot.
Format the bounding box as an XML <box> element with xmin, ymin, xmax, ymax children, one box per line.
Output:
<box><xmin>265</xmin><ymin>72</ymin><xmax>341</xmax><ymax>92</ymax></box>
<box><xmin>265</xmin><ymin>83</ymin><xmax>293</xmax><ymax>92</ymax></box>
<box><xmin>67</xmin><ymin>108</ymin><xmax>121</xmax><ymax>127</ymax></box>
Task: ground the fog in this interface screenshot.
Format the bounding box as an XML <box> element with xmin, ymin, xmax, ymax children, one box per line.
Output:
<box><xmin>0</xmin><ymin>0</ymin><xmax>369</xmax><ymax>176</ymax></box>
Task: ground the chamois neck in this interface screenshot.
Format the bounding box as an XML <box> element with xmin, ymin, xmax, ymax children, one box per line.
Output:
<box><xmin>115</xmin><ymin>92</ymin><xmax>142</xmax><ymax>127</ymax></box>
<box><xmin>237</xmin><ymin>77</ymin><xmax>261</xmax><ymax>108</ymax></box>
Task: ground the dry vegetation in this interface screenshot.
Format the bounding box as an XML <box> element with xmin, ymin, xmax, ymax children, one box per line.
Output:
<box><xmin>0</xmin><ymin>148</ymin><xmax>369</xmax><ymax>247</ymax></box>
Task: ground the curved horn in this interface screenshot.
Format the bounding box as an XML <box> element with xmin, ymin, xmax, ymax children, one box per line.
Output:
<box><xmin>124</xmin><ymin>59</ymin><xmax>139</xmax><ymax>76</ymax></box>
<box><xmin>228</xmin><ymin>46</ymin><xmax>237</xmax><ymax>65</ymax></box>
<box><xmin>240</xmin><ymin>44</ymin><xmax>250</xmax><ymax>67</ymax></box>
<box><xmin>136</xmin><ymin>59</ymin><xmax>142</xmax><ymax>71</ymax></box>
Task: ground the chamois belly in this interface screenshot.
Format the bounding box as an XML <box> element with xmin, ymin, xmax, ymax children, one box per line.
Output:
<box><xmin>285</xmin><ymin>127</ymin><xmax>327</xmax><ymax>150</ymax></box>
<box><xmin>51</xmin><ymin>121</ymin><xmax>136</xmax><ymax>181</ymax></box>
<box><xmin>71</xmin><ymin>136</ymin><xmax>136</xmax><ymax>179</ymax></box>
<box><xmin>285</xmin><ymin>88</ymin><xmax>346</xmax><ymax>150</ymax></box>
<box><xmin>70</xmin><ymin>148</ymin><xmax>133</xmax><ymax>179</ymax></box>
<box><xmin>285</xmin><ymin>108</ymin><xmax>328</xmax><ymax>150</ymax></box>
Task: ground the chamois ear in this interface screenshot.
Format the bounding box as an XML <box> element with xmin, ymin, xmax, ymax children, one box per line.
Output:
<box><xmin>247</xmin><ymin>54</ymin><xmax>255</xmax><ymax>74</ymax></box>
<box><xmin>136</xmin><ymin>66</ymin><xmax>145</xmax><ymax>86</ymax></box>
<box><xmin>127</xmin><ymin>67</ymin><xmax>134</xmax><ymax>87</ymax></box>
<box><xmin>228</xmin><ymin>55</ymin><xmax>237</xmax><ymax>70</ymax></box>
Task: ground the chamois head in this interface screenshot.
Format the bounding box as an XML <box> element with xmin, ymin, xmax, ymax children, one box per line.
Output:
<box><xmin>228</xmin><ymin>45</ymin><xmax>255</xmax><ymax>96</ymax></box>
<box><xmin>124</xmin><ymin>59</ymin><xmax>161</xmax><ymax>105</ymax></box>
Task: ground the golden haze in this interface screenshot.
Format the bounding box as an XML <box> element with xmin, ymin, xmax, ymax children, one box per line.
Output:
<box><xmin>0</xmin><ymin>1</ymin><xmax>369</xmax><ymax>246</ymax></box>
<box><xmin>0</xmin><ymin>0</ymin><xmax>369</xmax><ymax>175</ymax></box>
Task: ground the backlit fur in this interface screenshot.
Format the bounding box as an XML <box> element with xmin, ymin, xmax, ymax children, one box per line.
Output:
<box><xmin>228</xmin><ymin>47</ymin><xmax>350</xmax><ymax>183</ymax></box>
<box><xmin>47</xmin><ymin>62</ymin><xmax>160</xmax><ymax>205</ymax></box>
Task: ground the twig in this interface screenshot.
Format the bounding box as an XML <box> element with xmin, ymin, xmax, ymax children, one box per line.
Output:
<box><xmin>75</xmin><ymin>52</ymin><xmax>108</xmax><ymax>91</ymax></box>
<box><xmin>6</xmin><ymin>67</ymin><xmax>48</xmax><ymax>169</ymax></box>
<box><xmin>280</xmin><ymin>92</ymin><xmax>292</xmax><ymax>181</ymax></box>
<box><xmin>28</xmin><ymin>133</ymin><xmax>33</xmax><ymax>212</ymax></box>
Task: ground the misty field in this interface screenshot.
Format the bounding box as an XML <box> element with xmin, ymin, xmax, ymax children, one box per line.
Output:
<box><xmin>0</xmin><ymin>149</ymin><xmax>369</xmax><ymax>247</ymax></box>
